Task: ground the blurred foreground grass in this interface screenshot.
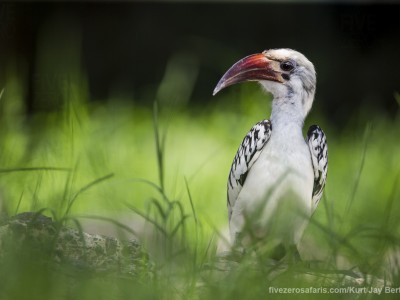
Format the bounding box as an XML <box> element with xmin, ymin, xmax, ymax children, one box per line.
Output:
<box><xmin>1</xmin><ymin>72</ymin><xmax>400</xmax><ymax>299</ymax></box>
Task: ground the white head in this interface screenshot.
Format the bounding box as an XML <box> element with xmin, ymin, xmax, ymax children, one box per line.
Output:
<box><xmin>213</xmin><ymin>48</ymin><xmax>316</xmax><ymax>120</ymax></box>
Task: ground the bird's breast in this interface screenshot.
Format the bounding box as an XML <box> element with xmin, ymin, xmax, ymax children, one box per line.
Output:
<box><xmin>236</xmin><ymin>127</ymin><xmax>314</xmax><ymax>214</ymax></box>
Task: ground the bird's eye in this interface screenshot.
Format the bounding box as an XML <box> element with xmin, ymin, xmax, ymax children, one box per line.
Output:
<box><xmin>280</xmin><ymin>61</ymin><xmax>294</xmax><ymax>72</ymax></box>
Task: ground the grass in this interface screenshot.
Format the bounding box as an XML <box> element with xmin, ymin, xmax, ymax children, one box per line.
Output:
<box><xmin>0</xmin><ymin>71</ymin><xmax>400</xmax><ymax>299</ymax></box>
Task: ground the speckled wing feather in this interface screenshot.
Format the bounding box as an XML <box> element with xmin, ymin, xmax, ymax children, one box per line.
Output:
<box><xmin>307</xmin><ymin>125</ymin><xmax>328</xmax><ymax>210</ymax></box>
<box><xmin>227</xmin><ymin>120</ymin><xmax>272</xmax><ymax>220</ymax></box>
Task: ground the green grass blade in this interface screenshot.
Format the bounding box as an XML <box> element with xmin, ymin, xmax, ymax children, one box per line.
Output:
<box><xmin>14</xmin><ymin>191</ymin><xmax>24</xmax><ymax>215</ymax></box>
<box><xmin>125</xmin><ymin>202</ymin><xmax>168</xmax><ymax>237</ymax></box>
<box><xmin>153</xmin><ymin>101</ymin><xmax>165</xmax><ymax>192</ymax></box>
<box><xmin>0</xmin><ymin>167</ymin><xmax>71</xmax><ymax>173</ymax></box>
<box><xmin>65</xmin><ymin>173</ymin><xmax>114</xmax><ymax>217</ymax></box>
<box><xmin>343</xmin><ymin>123</ymin><xmax>371</xmax><ymax>218</ymax></box>
<box><xmin>76</xmin><ymin>214</ymin><xmax>139</xmax><ymax>236</ymax></box>
<box><xmin>184</xmin><ymin>177</ymin><xmax>198</xmax><ymax>225</ymax></box>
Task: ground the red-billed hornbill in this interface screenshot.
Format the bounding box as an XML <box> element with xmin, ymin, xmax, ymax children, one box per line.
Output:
<box><xmin>213</xmin><ymin>49</ymin><xmax>328</xmax><ymax>258</ymax></box>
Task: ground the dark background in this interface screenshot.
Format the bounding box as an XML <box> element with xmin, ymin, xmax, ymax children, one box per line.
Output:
<box><xmin>1</xmin><ymin>2</ymin><xmax>400</xmax><ymax>125</ymax></box>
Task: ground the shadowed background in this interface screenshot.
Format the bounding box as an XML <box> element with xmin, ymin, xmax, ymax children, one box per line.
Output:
<box><xmin>1</xmin><ymin>2</ymin><xmax>400</xmax><ymax>125</ymax></box>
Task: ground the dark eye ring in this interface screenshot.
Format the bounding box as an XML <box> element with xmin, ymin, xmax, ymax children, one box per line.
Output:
<box><xmin>280</xmin><ymin>61</ymin><xmax>294</xmax><ymax>72</ymax></box>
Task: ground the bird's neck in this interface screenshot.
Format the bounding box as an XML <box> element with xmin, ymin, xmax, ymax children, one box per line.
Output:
<box><xmin>270</xmin><ymin>94</ymin><xmax>306</xmax><ymax>132</ymax></box>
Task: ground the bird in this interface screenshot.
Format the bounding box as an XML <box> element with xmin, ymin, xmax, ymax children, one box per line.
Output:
<box><xmin>213</xmin><ymin>48</ymin><xmax>328</xmax><ymax>259</ymax></box>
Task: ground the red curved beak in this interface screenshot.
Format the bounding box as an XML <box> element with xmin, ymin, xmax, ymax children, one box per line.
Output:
<box><xmin>213</xmin><ymin>53</ymin><xmax>283</xmax><ymax>96</ymax></box>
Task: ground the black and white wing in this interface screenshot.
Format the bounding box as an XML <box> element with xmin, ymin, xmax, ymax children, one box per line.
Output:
<box><xmin>307</xmin><ymin>125</ymin><xmax>328</xmax><ymax>210</ymax></box>
<box><xmin>227</xmin><ymin>120</ymin><xmax>272</xmax><ymax>220</ymax></box>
